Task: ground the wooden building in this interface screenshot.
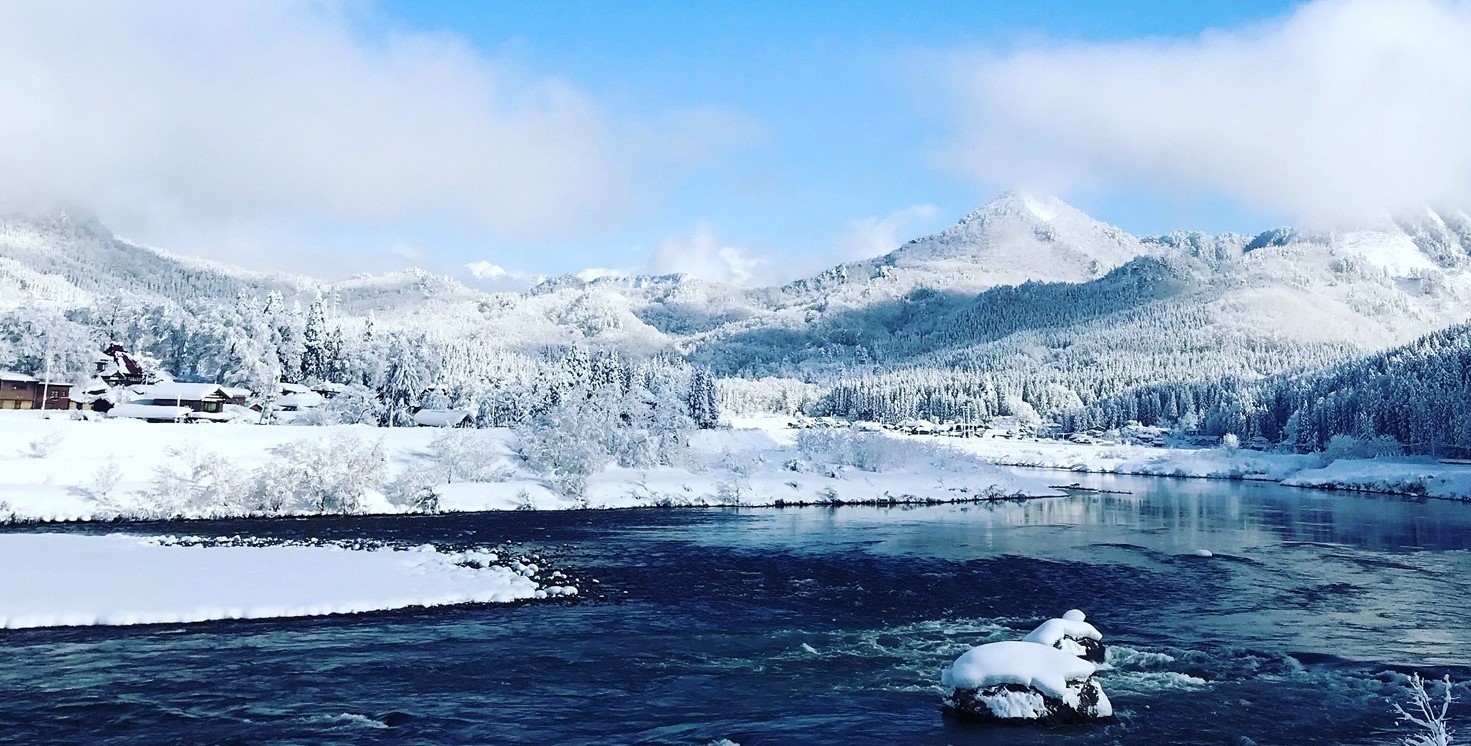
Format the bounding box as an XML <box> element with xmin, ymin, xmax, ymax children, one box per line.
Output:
<box><xmin>0</xmin><ymin>372</ymin><xmax>73</xmax><ymax>410</ymax></box>
<box><xmin>95</xmin><ymin>344</ymin><xmax>146</xmax><ymax>387</ymax></box>
<box><xmin>126</xmin><ymin>382</ymin><xmax>235</xmax><ymax>422</ymax></box>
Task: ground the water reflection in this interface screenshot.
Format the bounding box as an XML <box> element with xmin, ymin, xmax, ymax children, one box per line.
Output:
<box><xmin>653</xmin><ymin>473</ymin><xmax>1471</xmax><ymax>667</ymax></box>
<box><xmin>681</xmin><ymin>473</ymin><xmax>1471</xmax><ymax>558</ymax></box>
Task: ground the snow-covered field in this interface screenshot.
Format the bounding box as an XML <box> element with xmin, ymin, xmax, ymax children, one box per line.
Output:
<box><xmin>936</xmin><ymin>432</ymin><xmax>1471</xmax><ymax>501</ymax></box>
<box><xmin>0</xmin><ymin>411</ymin><xmax>1058</xmax><ymax>522</ymax></box>
<box><xmin>0</xmin><ymin>533</ymin><xmax>547</xmax><ymax>629</ymax></box>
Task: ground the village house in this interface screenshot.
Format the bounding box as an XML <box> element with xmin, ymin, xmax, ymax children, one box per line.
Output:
<box><xmin>112</xmin><ymin>382</ymin><xmax>237</xmax><ymax>423</ymax></box>
<box><xmin>95</xmin><ymin>344</ymin><xmax>146</xmax><ymax>387</ymax></box>
<box><xmin>0</xmin><ymin>371</ymin><xmax>73</xmax><ymax>410</ymax></box>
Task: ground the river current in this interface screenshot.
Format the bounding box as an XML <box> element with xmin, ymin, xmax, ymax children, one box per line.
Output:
<box><xmin>2</xmin><ymin>472</ymin><xmax>1469</xmax><ymax>744</ymax></box>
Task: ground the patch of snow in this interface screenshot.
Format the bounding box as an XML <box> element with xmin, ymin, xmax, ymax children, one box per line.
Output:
<box><xmin>1023</xmin><ymin>617</ymin><xmax>1102</xmax><ymax>647</ymax></box>
<box><xmin>0</xmin><ymin>533</ymin><xmax>540</xmax><ymax>628</ymax></box>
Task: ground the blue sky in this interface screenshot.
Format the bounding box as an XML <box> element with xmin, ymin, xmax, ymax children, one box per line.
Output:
<box><xmin>368</xmin><ymin>0</ymin><xmax>1302</xmax><ymax>280</ymax></box>
<box><xmin>10</xmin><ymin>0</ymin><xmax>1469</xmax><ymax>283</ymax></box>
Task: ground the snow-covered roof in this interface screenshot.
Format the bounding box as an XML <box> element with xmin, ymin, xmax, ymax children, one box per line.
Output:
<box><xmin>280</xmin><ymin>383</ymin><xmax>313</xmax><ymax>395</ymax></box>
<box><xmin>2</xmin><ymin>371</ymin><xmax>69</xmax><ymax>385</ymax></box>
<box><xmin>413</xmin><ymin>409</ymin><xmax>472</xmax><ymax>427</ymax></box>
<box><xmin>940</xmin><ymin>641</ymin><xmax>1098</xmax><ymax>700</ymax></box>
<box><xmin>277</xmin><ymin>392</ymin><xmax>325</xmax><ymax>409</ymax></box>
<box><xmin>69</xmin><ymin>377</ymin><xmax>110</xmax><ymax>401</ymax></box>
<box><xmin>109</xmin><ymin>403</ymin><xmax>192</xmax><ymax>421</ymax></box>
<box><xmin>96</xmin><ymin>345</ymin><xmax>145</xmax><ymax>380</ymax></box>
<box><xmin>139</xmin><ymin>383</ymin><xmax>231</xmax><ymax>400</ymax></box>
<box><xmin>221</xmin><ymin>386</ymin><xmax>252</xmax><ymax>398</ymax></box>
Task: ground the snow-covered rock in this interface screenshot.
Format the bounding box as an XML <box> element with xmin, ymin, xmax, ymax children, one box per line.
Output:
<box><xmin>940</xmin><ymin>640</ymin><xmax>1113</xmax><ymax>723</ymax></box>
<box><xmin>1023</xmin><ymin>609</ymin><xmax>1107</xmax><ymax>663</ymax></box>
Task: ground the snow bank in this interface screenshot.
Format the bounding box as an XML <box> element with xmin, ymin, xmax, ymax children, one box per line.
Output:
<box><xmin>1282</xmin><ymin>459</ymin><xmax>1471</xmax><ymax>500</ymax></box>
<box><xmin>0</xmin><ymin>533</ymin><xmax>542</xmax><ymax>628</ymax></box>
<box><xmin>0</xmin><ymin>411</ymin><xmax>1059</xmax><ymax>522</ymax></box>
<box><xmin>945</xmin><ymin>436</ymin><xmax>1309</xmax><ymax>481</ymax></box>
<box><xmin>938</xmin><ymin>432</ymin><xmax>1471</xmax><ymax>501</ymax></box>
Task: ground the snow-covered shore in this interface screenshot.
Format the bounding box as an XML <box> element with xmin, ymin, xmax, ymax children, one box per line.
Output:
<box><xmin>0</xmin><ymin>533</ymin><xmax>546</xmax><ymax>629</ymax></box>
<box><xmin>6</xmin><ymin>411</ymin><xmax>1466</xmax><ymax>525</ymax></box>
<box><xmin>0</xmin><ymin>412</ymin><xmax>1059</xmax><ymax>523</ymax></box>
<box><xmin>934</xmin><ymin>432</ymin><xmax>1471</xmax><ymax>501</ymax></box>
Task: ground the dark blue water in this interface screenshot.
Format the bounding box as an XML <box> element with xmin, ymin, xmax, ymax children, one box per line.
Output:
<box><xmin>2</xmin><ymin>473</ymin><xmax>1469</xmax><ymax>745</ymax></box>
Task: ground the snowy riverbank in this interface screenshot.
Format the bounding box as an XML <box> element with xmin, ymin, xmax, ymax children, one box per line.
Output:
<box><xmin>0</xmin><ymin>412</ymin><xmax>1059</xmax><ymax>522</ymax></box>
<box><xmin>929</xmin><ymin>431</ymin><xmax>1471</xmax><ymax>501</ymax></box>
<box><xmin>0</xmin><ymin>533</ymin><xmax>548</xmax><ymax>629</ymax></box>
<box><xmin>6</xmin><ymin>411</ymin><xmax>1466</xmax><ymax>525</ymax></box>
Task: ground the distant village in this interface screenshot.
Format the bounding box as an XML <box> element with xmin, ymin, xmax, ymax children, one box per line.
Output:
<box><xmin>0</xmin><ymin>344</ymin><xmax>467</xmax><ymax>427</ymax></box>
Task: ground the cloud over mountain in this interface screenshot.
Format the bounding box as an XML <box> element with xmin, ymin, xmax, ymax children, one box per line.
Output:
<box><xmin>940</xmin><ymin>0</ymin><xmax>1471</xmax><ymax>223</ymax></box>
<box><xmin>0</xmin><ymin>1</ymin><xmax>756</xmax><ymax>268</ymax></box>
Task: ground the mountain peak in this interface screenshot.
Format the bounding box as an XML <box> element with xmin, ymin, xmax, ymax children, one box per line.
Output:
<box><xmin>959</xmin><ymin>191</ymin><xmax>1071</xmax><ymax>226</ymax></box>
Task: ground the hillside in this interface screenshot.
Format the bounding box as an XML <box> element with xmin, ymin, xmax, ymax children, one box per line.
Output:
<box><xmin>4</xmin><ymin>195</ymin><xmax>1471</xmax><ymax>432</ymax></box>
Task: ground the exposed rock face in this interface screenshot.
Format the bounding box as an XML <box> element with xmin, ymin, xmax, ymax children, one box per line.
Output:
<box><xmin>1067</xmin><ymin>635</ymin><xmax>1107</xmax><ymax>664</ymax></box>
<box><xmin>943</xmin><ymin>678</ymin><xmax>1113</xmax><ymax>724</ymax></box>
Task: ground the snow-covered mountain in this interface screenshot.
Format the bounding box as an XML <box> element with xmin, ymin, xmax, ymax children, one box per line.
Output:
<box><xmin>759</xmin><ymin>192</ymin><xmax>1151</xmax><ymax>311</ymax></box>
<box><xmin>5</xmin><ymin>193</ymin><xmax>1471</xmax><ymax>423</ymax></box>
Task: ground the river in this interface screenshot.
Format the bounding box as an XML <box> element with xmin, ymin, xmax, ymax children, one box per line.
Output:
<box><xmin>2</xmin><ymin>472</ymin><xmax>1469</xmax><ymax>744</ymax></box>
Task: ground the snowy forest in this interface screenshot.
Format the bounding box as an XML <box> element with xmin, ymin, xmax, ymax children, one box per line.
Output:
<box><xmin>1060</xmin><ymin>322</ymin><xmax>1471</xmax><ymax>458</ymax></box>
<box><xmin>0</xmin><ymin>292</ymin><xmax>720</xmax><ymax>429</ymax></box>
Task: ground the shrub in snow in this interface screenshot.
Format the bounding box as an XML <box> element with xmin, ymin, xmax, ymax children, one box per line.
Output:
<box><xmin>714</xmin><ymin>480</ymin><xmax>749</xmax><ymax>506</ymax></box>
<box><xmin>383</xmin><ymin>471</ymin><xmax>442</xmax><ymax>513</ymax></box>
<box><xmin>1325</xmin><ymin>434</ymin><xmax>1406</xmax><ymax>462</ymax></box>
<box><xmin>23</xmin><ymin>432</ymin><xmax>63</xmax><ymax>459</ymax></box>
<box><xmin>515</xmin><ymin>404</ymin><xmax>607</xmax><ymax>500</ymax></box>
<box><xmin>514</xmin><ymin>386</ymin><xmax>696</xmax><ymax>497</ymax></box>
<box><xmin>427</xmin><ymin>430</ymin><xmax>514</xmax><ymax>483</ymax></box>
<box><xmin>796</xmin><ymin>429</ymin><xmax>959</xmax><ymax>473</ymax></box>
<box><xmin>1219</xmin><ymin>433</ymin><xmax>1241</xmax><ymax>451</ymax></box>
<box><xmin>1395</xmin><ymin>673</ymin><xmax>1454</xmax><ymax>746</ymax></box>
<box><xmin>294</xmin><ymin>384</ymin><xmax>384</xmax><ymax>426</ymax></box>
<box><xmin>132</xmin><ymin>444</ymin><xmax>250</xmax><ymax>518</ymax></box>
<box><xmin>252</xmin><ymin>433</ymin><xmax>387</xmax><ymax>514</ymax></box>
<box><xmin>1002</xmin><ymin>395</ymin><xmax>1042</xmax><ymax>427</ymax></box>
<box><xmin>88</xmin><ymin>459</ymin><xmax>123</xmax><ymax>501</ymax></box>
<box><xmin>514</xmin><ymin>488</ymin><xmax>535</xmax><ymax>511</ymax></box>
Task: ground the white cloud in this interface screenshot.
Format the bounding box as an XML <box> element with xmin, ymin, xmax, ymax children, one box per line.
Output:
<box><xmin>386</xmin><ymin>242</ymin><xmax>425</xmax><ymax>262</ymax></box>
<box><xmin>940</xmin><ymin>0</ymin><xmax>1471</xmax><ymax>223</ymax></box>
<box><xmin>0</xmin><ymin>1</ymin><xmax>756</xmax><ymax>270</ymax></box>
<box><xmin>643</xmin><ymin>222</ymin><xmax>772</xmax><ymax>286</ymax></box>
<box><xmin>836</xmin><ymin>204</ymin><xmax>942</xmax><ymax>260</ymax></box>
